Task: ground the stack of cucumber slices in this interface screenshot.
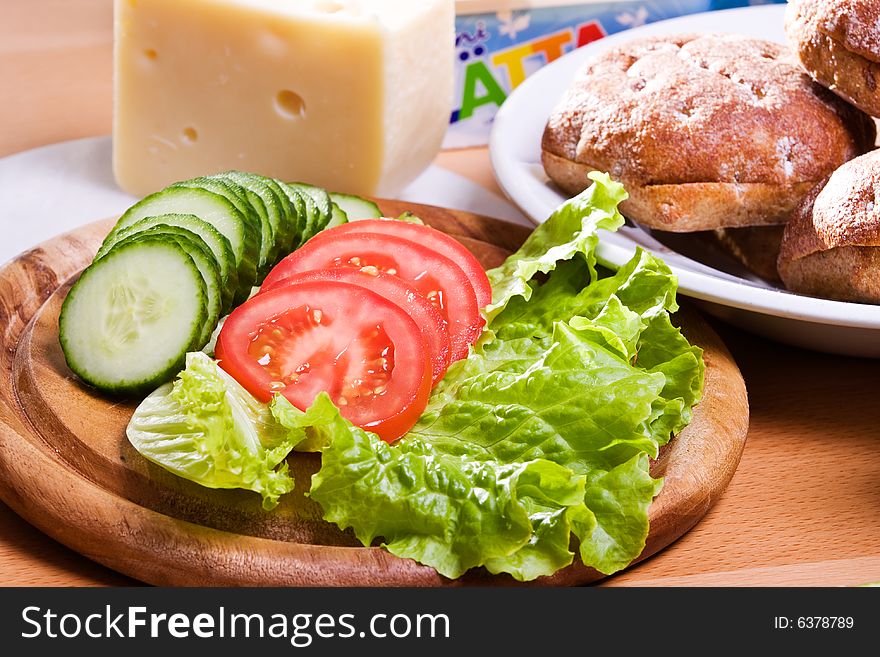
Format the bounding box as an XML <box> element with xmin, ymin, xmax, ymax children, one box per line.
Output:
<box><xmin>59</xmin><ymin>171</ymin><xmax>380</xmax><ymax>395</ymax></box>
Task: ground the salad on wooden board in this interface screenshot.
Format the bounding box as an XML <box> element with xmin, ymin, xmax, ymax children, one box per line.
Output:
<box><xmin>58</xmin><ymin>171</ymin><xmax>705</xmax><ymax>582</ymax></box>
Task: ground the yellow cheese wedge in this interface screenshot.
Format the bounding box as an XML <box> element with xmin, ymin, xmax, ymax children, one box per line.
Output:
<box><xmin>113</xmin><ymin>0</ymin><xmax>454</xmax><ymax>197</ymax></box>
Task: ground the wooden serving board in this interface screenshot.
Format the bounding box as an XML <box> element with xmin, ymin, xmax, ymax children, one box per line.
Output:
<box><xmin>0</xmin><ymin>200</ymin><xmax>748</xmax><ymax>586</ymax></box>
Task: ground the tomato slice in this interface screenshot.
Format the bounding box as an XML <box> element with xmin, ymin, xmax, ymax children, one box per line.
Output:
<box><xmin>261</xmin><ymin>232</ymin><xmax>484</xmax><ymax>362</ymax></box>
<box><xmin>306</xmin><ymin>219</ymin><xmax>493</xmax><ymax>308</ymax></box>
<box><xmin>215</xmin><ymin>281</ymin><xmax>432</xmax><ymax>443</ymax></box>
<box><xmin>259</xmin><ymin>267</ymin><xmax>451</xmax><ymax>384</ymax></box>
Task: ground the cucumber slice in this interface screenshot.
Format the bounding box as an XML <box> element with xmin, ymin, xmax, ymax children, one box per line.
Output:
<box><xmin>276</xmin><ymin>181</ymin><xmax>313</xmax><ymax>248</ymax></box>
<box><xmin>106</xmin><ymin>186</ymin><xmax>258</xmax><ymax>303</ymax></box>
<box><xmin>109</xmin><ymin>227</ymin><xmax>222</xmax><ymax>348</ymax></box>
<box><xmin>286</xmin><ymin>182</ymin><xmax>333</xmax><ymax>243</ymax></box>
<box><xmin>211</xmin><ymin>171</ymin><xmax>285</xmax><ymax>266</ymax></box>
<box><xmin>260</xmin><ymin>176</ymin><xmax>294</xmax><ymax>252</ymax></box>
<box><xmin>329</xmin><ymin>193</ymin><xmax>381</xmax><ymax>220</ymax></box>
<box><xmin>326</xmin><ymin>202</ymin><xmax>348</xmax><ymax>229</ymax></box>
<box><xmin>270</xmin><ymin>179</ymin><xmax>304</xmax><ymax>252</ymax></box>
<box><xmin>259</xmin><ymin>176</ymin><xmax>296</xmax><ymax>253</ymax></box>
<box><xmin>97</xmin><ymin>213</ymin><xmax>237</xmax><ymax>313</ymax></box>
<box><xmin>59</xmin><ymin>239</ymin><xmax>208</xmax><ymax>395</ymax></box>
<box><xmin>173</xmin><ymin>177</ymin><xmax>272</xmax><ymax>282</ymax></box>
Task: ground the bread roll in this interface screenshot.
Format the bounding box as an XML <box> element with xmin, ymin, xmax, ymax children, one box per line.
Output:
<box><xmin>542</xmin><ymin>33</ymin><xmax>876</xmax><ymax>232</ymax></box>
<box><xmin>778</xmin><ymin>150</ymin><xmax>880</xmax><ymax>303</ymax></box>
<box><xmin>786</xmin><ymin>0</ymin><xmax>880</xmax><ymax>118</ymax></box>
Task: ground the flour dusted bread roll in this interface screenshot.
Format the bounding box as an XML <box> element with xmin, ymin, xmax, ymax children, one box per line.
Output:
<box><xmin>786</xmin><ymin>0</ymin><xmax>880</xmax><ymax>117</ymax></box>
<box><xmin>778</xmin><ymin>149</ymin><xmax>880</xmax><ymax>303</ymax></box>
<box><xmin>542</xmin><ymin>33</ymin><xmax>876</xmax><ymax>232</ymax></box>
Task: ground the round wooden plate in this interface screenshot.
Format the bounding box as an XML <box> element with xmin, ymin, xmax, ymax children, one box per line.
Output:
<box><xmin>0</xmin><ymin>200</ymin><xmax>748</xmax><ymax>586</ymax></box>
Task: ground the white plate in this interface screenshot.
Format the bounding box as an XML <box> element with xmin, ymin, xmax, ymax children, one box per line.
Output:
<box><xmin>490</xmin><ymin>4</ymin><xmax>880</xmax><ymax>358</ymax></box>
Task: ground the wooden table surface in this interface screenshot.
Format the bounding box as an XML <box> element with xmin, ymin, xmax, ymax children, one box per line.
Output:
<box><xmin>2</xmin><ymin>0</ymin><xmax>879</xmax><ymax>587</ymax></box>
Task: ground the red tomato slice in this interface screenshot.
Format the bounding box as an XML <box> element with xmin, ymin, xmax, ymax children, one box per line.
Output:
<box><xmin>307</xmin><ymin>219</ymin><xmax>493</xmax><ymax>308</ymax></box>
<box><xmin>259</xmin><ymin>267</ymin><xmax>451</xmax><ymax>384</ymax></box>
<box><xmin>215</xmin><ymin>281</ymin><xmax>431</xmax><ymax>443</ymax></box>
<box><xmin>261</xmin><ymin>233</ymin><xmax>484</xmax><ymax>362</ymax></box>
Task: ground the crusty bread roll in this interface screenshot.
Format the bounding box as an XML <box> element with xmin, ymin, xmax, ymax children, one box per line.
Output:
<box><xmin>542</xmin><ymin>33</ymin><xmax>876</xmax><ymax>232</ymax></box>
<box><xmin>778</xmin><ymin>149</ymin><xmax>880</xmax><ymax>303</ymax></box>
<box><xmin>786</xmin><ymin>0</ymin><xmax>880</xmax><ymax>118</ymax></box>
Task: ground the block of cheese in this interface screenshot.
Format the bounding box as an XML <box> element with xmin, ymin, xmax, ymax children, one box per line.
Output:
<box><xmin>113</xmin><ymin>0</ymin><xmax>454</xmax><ymax>197</ymax></box>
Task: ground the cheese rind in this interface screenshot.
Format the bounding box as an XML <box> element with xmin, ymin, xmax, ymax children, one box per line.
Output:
<box><xmin>113</xmin><ymin>0</ymin><xmax>454</xmax><ymax>197</ymax></box>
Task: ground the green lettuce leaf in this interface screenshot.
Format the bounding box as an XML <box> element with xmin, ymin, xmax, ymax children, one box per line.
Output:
<box><xmin>485</xmin><ymin>170</ymin><xmax>627</xmax><ymax>320</ymax></box>
<box><xmin>126</xmin><ymin>352</ymin><xmax>309</xmax><ymax>509</ymax></box>
<box><xmin>273</xmin><ymin>393</ymin><xmax>590</xmax><ymax>580</ymax></box>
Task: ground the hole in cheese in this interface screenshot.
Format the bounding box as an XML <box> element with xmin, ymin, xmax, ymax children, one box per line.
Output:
<box><xmin>275</xmin><ymin>90</ymin><xmax>306</xmax><ymax>119</ymax></box>
<box><xmin>182</xmin><ymin>127</ymin><xmax>198</xmax><ymax>143</ymax></box>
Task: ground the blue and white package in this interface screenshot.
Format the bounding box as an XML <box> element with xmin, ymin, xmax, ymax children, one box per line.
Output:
<box><xmin>448</xmin><ymin>0</ymin><xmax>787</xmax><ymax>148</ymax></box>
